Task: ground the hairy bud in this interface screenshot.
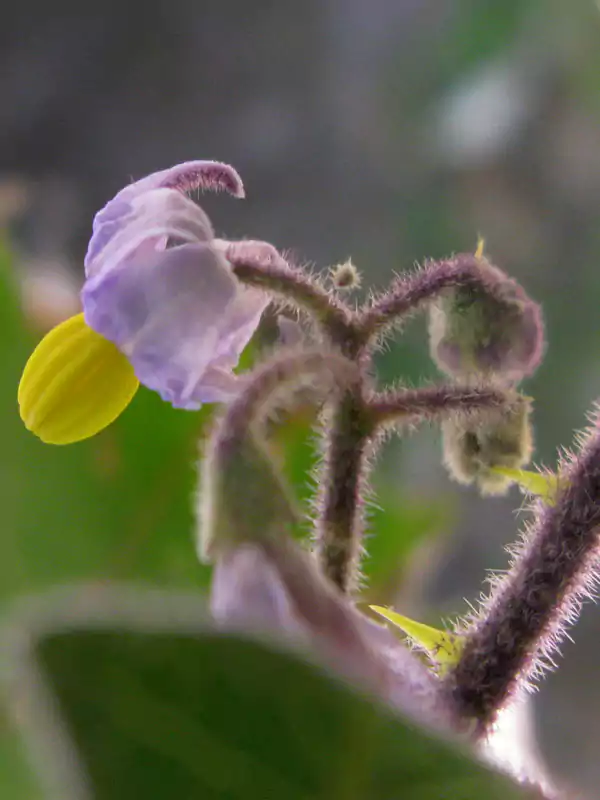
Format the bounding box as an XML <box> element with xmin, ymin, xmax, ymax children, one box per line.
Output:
<box><xmin>442</xmin><ymin>394</ymin><xmax>533</xmax><ymax>495</ymax></box>
<box><xmin>330</xmin><ymin>259</ymin><xmax>361</xmax><ymax>290</ymax></box>
<box><xmin>429</xmin><ymin>258</ymin><xmax>544</xmax><ymax>382</ymax></box>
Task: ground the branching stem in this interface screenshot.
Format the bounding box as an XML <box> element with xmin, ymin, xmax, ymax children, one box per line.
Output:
<box><xmin>224</xmin><ymin>240</ymin><xmax>360</xmax><ymax>349</ymax></box>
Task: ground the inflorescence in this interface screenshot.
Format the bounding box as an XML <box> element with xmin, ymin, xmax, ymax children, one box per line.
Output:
<box><xmin>19</xmin><ymin>159</ymin><xmax>600</xmax><ymax>797</ymax></box>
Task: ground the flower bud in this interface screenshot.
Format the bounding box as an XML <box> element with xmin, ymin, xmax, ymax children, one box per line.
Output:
<box><xmin>330</xmin><ymin>259</ymin><xmax>361</xmax><ymax>290</ymax></box>
<box><xmin>429</xmin><ymin>259</ymin><xmax>544</xmax><ymax>382</ymax></box>
<box><xmin>442</xmin><ymin>394</ymin><xmax>533</xmax><ymax>495</ymax></box>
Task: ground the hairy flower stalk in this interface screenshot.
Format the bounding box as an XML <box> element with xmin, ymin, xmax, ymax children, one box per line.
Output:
<box><xmin>367</xmin><ymin>384</ymin><xmax>516</xmax><ymax>430</ymax></box>
<box><xmin>222</xmin><ymin>240</ymin><xmax>380</xmax><ymax>592</ymax></box>
<box><xmin>225</xmin><ymin>246</ymin><xmax>544</xmax><ymax>594</ymax></box>
<box><xmin>444</xmin><ymin>415</ymin><xmax>600</xmax><ymax>731</ymax></box>
<box><xmin>315</xmin><ymin>384</ymin><xmax>519</xmax><ymax>593</ymax></box>
<box><xmin>224</xmin><ymin>240</ymin><xmax>358</xmax><ymax>351</ymax></box>
<box><xmin>359</xmin><ymin>254</ymin><xmax>544</xmax><ymax>381</ymax></box>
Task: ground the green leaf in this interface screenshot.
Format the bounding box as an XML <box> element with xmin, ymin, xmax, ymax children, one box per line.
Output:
<box><xmin>0</xmin><ymin>708</ymin><xmax>41</xmax><ymax>800</ymax></box>
<box><xmin>6</xmin><ymin>588</ymin><xmax>531</xmax><ymax>800</ymax></box>
<box><xmin>370</xmin><ymin>605</ymin><xmax>463</xmax><ymax>674</ymax></box>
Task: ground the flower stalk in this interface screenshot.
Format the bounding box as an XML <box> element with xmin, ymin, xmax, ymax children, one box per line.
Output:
<box><xmin>224</xmin><ymin>240</ymin><xmax>359</xmax><ymax>350</ymax></box>
<box><xmin>359</xmin><ymin>253</ymin><xmax>544</xmax><ymax>381</ymax></box>
<box><xmin>367</xmin><ymin>383</ymin><xmax>516</xmax><ymax>430</ymax></box>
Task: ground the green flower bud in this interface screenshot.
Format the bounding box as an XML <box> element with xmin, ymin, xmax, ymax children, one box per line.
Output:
<box><xmin>429</xmin><ymin>258</ymin><xmax>544</xmax><ymax>383</ymax></box>
<box><xmin>442</xmin><ymin>395</ymin><xmax>533</xmax><ymax>495</ymax></box>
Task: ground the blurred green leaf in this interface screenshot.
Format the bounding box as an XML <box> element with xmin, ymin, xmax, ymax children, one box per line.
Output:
<box><xmin>439</xmin><ymin>0</ymin><xmax>526</xmax><ymax>76</ymax></box>
<box><xmin>362</xmin><ymin>487</ymin><xmax>450</xmax><ymax>600</ymax></box>
<box><xmin>0</xmin><ymin>246</ymin><xmax>214</xmax><ymax>793</ymax></box>
<box><xmin>0</xmin><ymin>709</ymin><xmax>41</xmax><ymax>800</ymax></box>
<box><xmin>13</xmin><ymin>589</ymin><xmax>529</xmax><ymax>800</ymax></box>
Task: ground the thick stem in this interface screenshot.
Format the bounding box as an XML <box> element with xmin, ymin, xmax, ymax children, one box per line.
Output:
<box><xmin>444</xmin><ymin>425</ymin><xmax>600</xmax><ymax>731</ymax></box>
<box><xmin>315</xmin><ymin>386</ymin><xmax>375</xmax><ymax>594</ymax></box>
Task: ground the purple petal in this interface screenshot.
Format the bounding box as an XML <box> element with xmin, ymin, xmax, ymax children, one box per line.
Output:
<box><xmin>85</xmin><ymin>188</ymin><xmax>213</xmax><ymax>279</ymax></box>
<box><xmin>85</xmin><ymin>161</ymin><xmax>243</xmax><ymax>275</ymax></box>
<box><xmin>82</xmin><ymin>243</ymin><xmax>268</xmax><ymax>409</ymax></box>
<box><xmin>189</xmin><ymin>367</ymin><xmax>243</xmax><ymax>404</ymax></box>
<box><xmin>211</xmin><ymin>545</ymin><xmax>303</xmax><ymax>636</ymax></box>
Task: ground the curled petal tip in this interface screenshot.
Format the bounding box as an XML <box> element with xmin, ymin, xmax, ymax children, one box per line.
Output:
<box><xmin>160</xmin><ymin>160</ymin><xmax>245</xmax><ymax>198</ymax></box>
<box><xmin>224</xmin><ymin>240</ymin><xmax>284</xmax><ymax>268</ymax></box>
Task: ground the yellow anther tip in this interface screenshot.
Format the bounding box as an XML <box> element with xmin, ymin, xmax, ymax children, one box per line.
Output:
<box><xmin>18</xmin><ymin>313</ymin><xmax>139</xmax><ymax>444</ymax></box>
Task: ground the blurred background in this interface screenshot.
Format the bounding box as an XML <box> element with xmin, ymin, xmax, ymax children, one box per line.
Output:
<box><xmin>2</xmin><ymin>0</ymin><xmax>600</xmax><ymax>795</ymax></box>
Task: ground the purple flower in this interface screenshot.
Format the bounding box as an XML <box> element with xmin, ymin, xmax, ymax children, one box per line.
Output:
<box><xmin>82</xmin><ymin>161</ymin><xmax>269</xmax><ymax>409</ymax></box>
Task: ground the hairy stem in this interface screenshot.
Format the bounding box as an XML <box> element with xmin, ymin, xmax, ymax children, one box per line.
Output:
<box><xmin>315</xmin><ymin>386</ymin><xmax>375</xmax><ymax>594</ymax></box>
<box><xmin>358</xmin><ymin>253</ymin><xmax>541</xmax><ymax>345</ymax></box>
<box><xmin>224</xmin><ymin>238</ymin><xmax>377</xmax><ymax>591</ymax></box>
<box><xmin>223</xmin><ymin>240</ymin><xmax>360</xmax><ymax>348</ymax></box>
<box><xmin>444</xmin><ymin>425</ymin><xmax>600</xmax><ymax>731</ymax></box>
<box><xmin>367</xmin><ymin>384</ymin><xmax>514</xmax><ymax>430</ymax></box>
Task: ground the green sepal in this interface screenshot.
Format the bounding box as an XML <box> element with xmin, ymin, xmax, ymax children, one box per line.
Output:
<box><xmin>370</xmin><ymin>605</ymin><xmax>463</xmax><ymax>674</ymax></box>
<box><xmin>490</xmin><ymin>466</ymin><xmax>564</xmax><ymax>504</ymax></box>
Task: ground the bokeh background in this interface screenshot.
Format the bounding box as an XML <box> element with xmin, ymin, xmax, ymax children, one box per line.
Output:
<box><xmin>2</xmin><ymin>0</ymin><xmax>600</xmax><ymax>795</ymax></box>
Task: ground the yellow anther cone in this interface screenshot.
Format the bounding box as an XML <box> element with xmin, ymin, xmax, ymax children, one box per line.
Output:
<box><xmin>18</xmin><ymin>313</ymin><xmax>139</xmax><ymax>444</ymax></box>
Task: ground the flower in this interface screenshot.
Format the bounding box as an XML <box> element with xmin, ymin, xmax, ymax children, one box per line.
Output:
<box><xmin>18</xmin><ymin>161</ymin><xmax>270</xmax><ymax>444</ymax></box>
